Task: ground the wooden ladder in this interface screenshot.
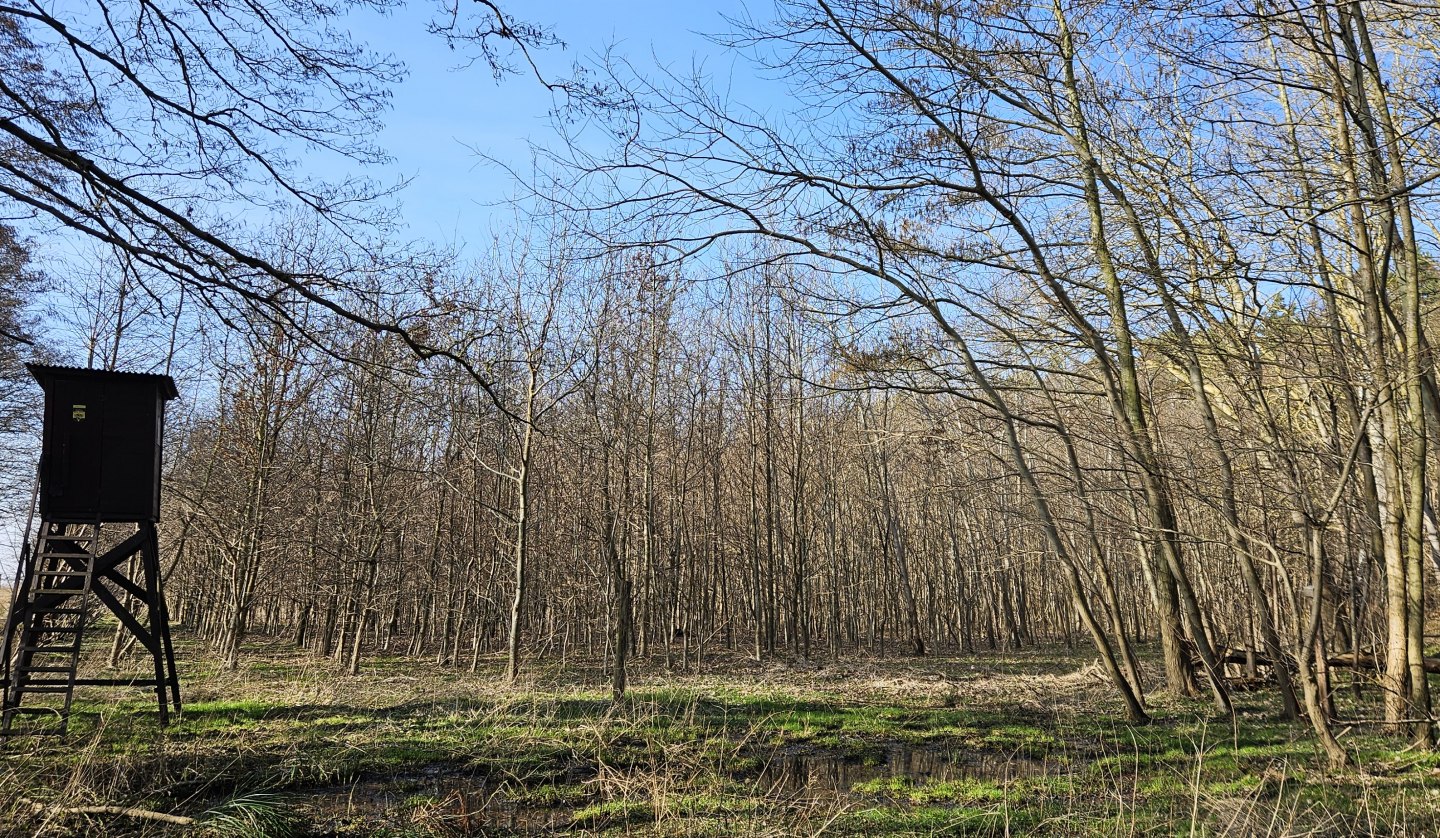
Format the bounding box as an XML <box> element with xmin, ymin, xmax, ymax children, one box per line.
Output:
<box><xmin>2</xmin><ymin>523</ymin><xmax>99</xmax><ymax>736</ymax></box>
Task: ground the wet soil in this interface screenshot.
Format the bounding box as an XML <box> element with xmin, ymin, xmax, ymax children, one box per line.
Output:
<box><xmin>295</xmin><ymin>742</ymin><xmax>1059</xmax><ymax>834</ymax></box>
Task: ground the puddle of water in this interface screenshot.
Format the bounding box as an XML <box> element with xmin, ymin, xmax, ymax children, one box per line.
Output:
<box><xmin>301</xmin><ymin>776</ymin><xmax>569</xmax><ymax>833</ymax></box>
<box><xmin>755</xmin><ymin>744</ymin><xmax>1056</xmax><ymax>796</ymax></box>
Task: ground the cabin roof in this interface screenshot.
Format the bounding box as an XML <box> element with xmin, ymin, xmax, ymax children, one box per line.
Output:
<box><xmin>26</xmin><ymin>363</ymin><xmax>180</xmax><ymax>401</ymax></box>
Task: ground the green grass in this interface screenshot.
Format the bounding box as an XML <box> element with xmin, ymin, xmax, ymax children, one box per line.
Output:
<box><xmin>4</xmin><ymin>639</ymin><xmax>1440</xmax><ymax>836</ymax></box>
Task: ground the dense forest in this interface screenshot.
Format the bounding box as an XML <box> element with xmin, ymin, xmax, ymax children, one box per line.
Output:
<box><xmin>6</xmin><ymin>2</ymin><xmax>1440</xmax><ymax>832</ymax></box>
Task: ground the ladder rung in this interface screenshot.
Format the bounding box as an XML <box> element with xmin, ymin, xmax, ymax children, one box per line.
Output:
<box><xmin>20</xmin><ymin>645</ymin><xmax>81</xmax><ymax>654</ymax></box>
<box><xmin>15</xmin><ymin>685</ymin><xmax>72</xmax><ymax>693</ymax></box>
<box><xmin>35</xmin><ymin>570</ymin><xmax>89</xmax><ymax>577</ymax></box>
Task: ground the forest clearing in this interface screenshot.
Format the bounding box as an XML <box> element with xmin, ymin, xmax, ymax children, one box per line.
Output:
<box><xmin>7</xmin><ymin>1</ymin><xmax>1440</xmax><ymax>836</ymax></box>
<box><xmin>5</xmin><ymin>636</ymin><xmax>1440</xmax><ymax>837</ymax></box>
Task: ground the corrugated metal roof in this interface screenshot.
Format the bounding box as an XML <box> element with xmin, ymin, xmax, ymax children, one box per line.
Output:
<box><xmin>26</xmin><ymin>363</ymin><xmax>180</xmax><ymax>400</ymax></box>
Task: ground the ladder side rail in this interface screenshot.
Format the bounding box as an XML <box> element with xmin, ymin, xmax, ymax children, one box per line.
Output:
<box><xmin>2</xmin><ymin>471</ymin><xmax>43</xmax><ymax>698</ymax></box>
<box><xmin>1</xmin><ymin>532</ymin><xmax>39</xmax><ymax>700</ymax></box>
<box><xmin>1</xmin><ymin>528</ymin><xmax>45</xmax><ymax>725</ymax></box>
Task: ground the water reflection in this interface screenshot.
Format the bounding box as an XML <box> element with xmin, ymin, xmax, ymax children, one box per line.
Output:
<box><xmin>757</xmin><ymin>744</ymin><xmax>1054</xmax><ymax>796</ymax></box>
<box><xmin>304</xmin><ymin>777</ymin><xmax>568</xmax><ymax>833</ymax></box>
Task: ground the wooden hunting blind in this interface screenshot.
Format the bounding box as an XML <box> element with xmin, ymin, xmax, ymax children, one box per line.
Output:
<box><xmin>2</xmin><ymin>365</ymin><xmax>181</xmax><ymax>736</ymax></box>
<box><xmin>31</xmin><ymin>364</ymin><xmax>178</xmax><ymax>522</ymax></box>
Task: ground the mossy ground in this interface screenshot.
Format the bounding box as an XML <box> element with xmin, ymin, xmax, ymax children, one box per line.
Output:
<box><xmin>3</xmin><ymin>637</ymin><xmax>1439</xmax><ymax>836</ymax></box>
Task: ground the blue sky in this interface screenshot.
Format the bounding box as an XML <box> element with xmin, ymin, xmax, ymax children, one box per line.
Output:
<box><xmin>3</xmin><ymin>2</ymin><xmax>777</xmax><ymax>569</ymax></box>
<box><xmin>341</xmin><ymin>1</ymin><xmax>768</xmax><ymax>247</ymax></box>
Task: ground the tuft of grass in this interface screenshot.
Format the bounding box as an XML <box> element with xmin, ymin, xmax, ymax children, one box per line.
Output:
<box><xmin>199</xmin><ymin>793</ymin><xmax>299</xmax><ymax>838</ymax></box>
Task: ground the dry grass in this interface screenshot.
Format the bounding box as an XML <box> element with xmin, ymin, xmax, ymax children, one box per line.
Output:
<box><xmin>1</xmin><ymin>638</ymin><xmax>1438</xmax><ymax>836</ymax></box>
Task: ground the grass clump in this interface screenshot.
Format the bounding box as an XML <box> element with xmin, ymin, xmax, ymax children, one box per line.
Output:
<box><xmin>199</xmin><ymin>793</ymin><xmax>299</xmax><ymax>838</ymax></box>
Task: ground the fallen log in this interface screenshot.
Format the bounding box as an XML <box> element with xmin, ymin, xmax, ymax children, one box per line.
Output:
<box><xmin>1328</xmin><ymin>652</ymin><xmax>1440</xmax><ymax>674</ymax></box>
<box><xmin>1217</xmin><ymin>648</ymin><xmax>1291</xmax><ymax>670</ymax></box>
<box><xmin>1217</xmin><ymin>649</ymin><xmax>1440</xmax><ymax>674</ymax></box>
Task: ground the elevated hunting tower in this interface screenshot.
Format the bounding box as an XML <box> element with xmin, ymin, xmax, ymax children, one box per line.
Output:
<box><xmin>2</xmin><ymin>365</ymin><xmax>181</xmax><ymax>735</ymax></box>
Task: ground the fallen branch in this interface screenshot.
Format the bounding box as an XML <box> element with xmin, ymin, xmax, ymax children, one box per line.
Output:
<box><xmin>21</xmin><ymin>797</ymin><xmax>196</xmax><ymax>826</ymax></box>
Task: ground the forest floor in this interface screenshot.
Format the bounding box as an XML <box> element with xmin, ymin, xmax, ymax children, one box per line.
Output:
<box><xmin>2</xmin><ymin>637</ymin><xmax>1440</xmax><ymax>837</ymax></box>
